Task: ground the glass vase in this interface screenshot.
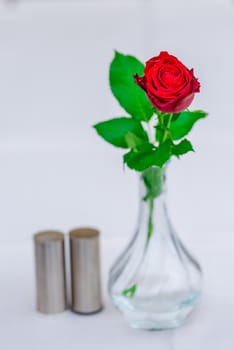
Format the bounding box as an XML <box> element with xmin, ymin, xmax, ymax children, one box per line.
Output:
<box><xmin>108</xmin><ymin>166</ymin><xmax>202</xmax><ymax>330</ymax></box>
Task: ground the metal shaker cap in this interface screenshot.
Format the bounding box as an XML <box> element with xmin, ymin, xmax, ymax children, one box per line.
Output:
<box><xmin>69</xmin><ymin>227</ymin><xmax>103</xmax><ymax>314</ymax></box>
<box><xmin>34</xmin><ymin>231</ymin><xmax>67</xmax><ymax>314</ymax></box>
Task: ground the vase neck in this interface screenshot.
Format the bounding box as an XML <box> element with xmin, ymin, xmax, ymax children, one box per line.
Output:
<box><xmin>137</xmin><ymin>166</ymin><xmax>168</xmax><ymax>243</ymax></box>
<box><xmin>139</xmin><ymin>166</ymin><xmax>167</xmax><ymax>201</ymax></box>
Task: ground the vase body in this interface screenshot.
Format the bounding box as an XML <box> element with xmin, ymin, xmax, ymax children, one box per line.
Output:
<box><xmin>108</xmin><ymin>166</ymin><xmax>202</xmax><ymax>330</ymax></box>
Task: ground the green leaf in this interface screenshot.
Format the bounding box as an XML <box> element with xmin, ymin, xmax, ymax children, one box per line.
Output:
<box><xmin>170</xmin><ymin>110</ymin><xmax>208</xmax><ymax>140</ymax></box>
<box><xmin>125</xmin><ymin>131</ymin><xmax>143</xmax><ymax>149</ymax></box>
<box><xmin>122</xmin><ymin>284</ymin><xmax>137</xmax><ymax>297</ymax></box>
<box><xmin>154</xmin><ymin>140</ymin><xmax>172</xmax><ymax>166</ymax></box>
<box><xmin>109</xmin><ymin>51</ymin><xmax>154</xmax><ymax>121</ymax></box>
<box><xmin>172</xmin><ymin>139</ymin><xmax>194</xmax><ymax>157</ymax></box>
<box><xmin>124</xmin><ymin>140</ymin><xmax>172</xmax><ymax>171</ymax></box>
<box><xmin>123</xmin><ymin>143</ymin><xmax>155</xmax><ymax>171</ymax></box>
<box><xmin>93</xmin><ymin>117</ymin><xmax>148</xmax><ymax>148</ymax></box>
<box><xmin>171</xmin><ymin>113</ymin><xmax>180</xmax><ymax>122</ymax></box>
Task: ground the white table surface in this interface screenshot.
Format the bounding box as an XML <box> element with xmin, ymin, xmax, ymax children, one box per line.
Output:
<box><xmin>1</xmin><ymin>232</ymin><xmax>234</xmax><ymax>350</ymax></box>
<box><xmin>0</xmin><ymin>0</ymin><xmax>233</xmax><ymax>348</ymax></box>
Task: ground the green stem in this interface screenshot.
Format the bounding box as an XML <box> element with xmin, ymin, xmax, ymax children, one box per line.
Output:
<box><xmin>161</xmin><ymin>113</ymin><xmax>173</xmax><ymax>143</ymax></box>
<box><xmin>147</xmin><ymin>196</ymin><xmax>154</xmax><ymax>242</ymax></box>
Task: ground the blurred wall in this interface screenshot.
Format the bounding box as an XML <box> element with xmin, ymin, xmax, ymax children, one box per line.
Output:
<box><xmin>0</xmin><ymin>0</ymin><xmax>233</xmax><ymax>245</ymax></box>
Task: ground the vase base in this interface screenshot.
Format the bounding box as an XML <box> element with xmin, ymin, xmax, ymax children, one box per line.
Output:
<box><xmin>129</xmin><ymin>319</ymin><xmax>184</xmax><ymax>331</ymax></box>
<box><xmin>112</xmin><ymin>291</ymin><xmax>201</xmax><ymax>331</ymax></box>
<box><xmin>127</xmin><ymin>312</ymin><xmax>190</xmax><ymax>331</ymax></box>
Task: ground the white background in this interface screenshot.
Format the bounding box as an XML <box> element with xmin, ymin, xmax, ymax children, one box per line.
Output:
<box><xmin>0</xmin><ymin>0</ymin><xmax>233</xmax><ymax>348</ymax></box>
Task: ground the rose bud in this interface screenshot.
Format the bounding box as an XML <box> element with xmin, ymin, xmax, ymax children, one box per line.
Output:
<box><xmin>134</xmin><ymin>51</ymin><xmax>200</xmax><ymax>114</ymax></box>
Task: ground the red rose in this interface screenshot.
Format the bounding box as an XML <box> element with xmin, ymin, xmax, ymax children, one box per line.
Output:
<box><xmin>134</xmin><ymin>51</ymin><xmax>200</xmax><ymax>114</ymax></box>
